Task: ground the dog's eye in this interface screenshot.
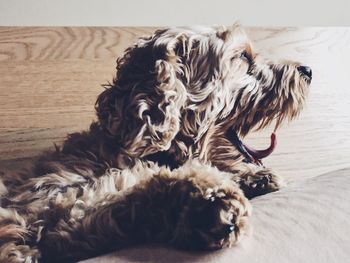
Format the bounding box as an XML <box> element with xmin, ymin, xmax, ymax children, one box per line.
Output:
<box><xmin>240</xmin><ymin>51</ymin><xmax>253</xmax><ymax>64</ymax></box>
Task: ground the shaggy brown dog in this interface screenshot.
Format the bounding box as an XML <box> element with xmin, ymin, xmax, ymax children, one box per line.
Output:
<box><xmin>0</xmin><ymin>25</ymin><xmax>311</xmax><ymax>263</ymax></box>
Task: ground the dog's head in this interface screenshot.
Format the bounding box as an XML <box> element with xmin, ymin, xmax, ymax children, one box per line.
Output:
<box><xmin>95</xmin><ymin>25</ymin><xmax>311</xmax><ymax>166</ymax></box>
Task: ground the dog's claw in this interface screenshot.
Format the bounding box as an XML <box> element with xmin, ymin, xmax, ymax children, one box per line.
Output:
<box><xmin>228</xmin><ymin>224</ymin><xmax>235</xmax><ymax>233</ymax></box>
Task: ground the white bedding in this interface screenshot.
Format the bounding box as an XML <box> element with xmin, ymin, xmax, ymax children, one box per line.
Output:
<box><xmin>81</xmin><ymin>168</ymin><xmax>350</xmax><ymax>263</ymax></box>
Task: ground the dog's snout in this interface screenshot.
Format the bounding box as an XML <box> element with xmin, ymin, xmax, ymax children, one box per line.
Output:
<box><xmin>297</xmin><ymin>66</ymin><xmax>312</xmax><ymax>80</ymax></box>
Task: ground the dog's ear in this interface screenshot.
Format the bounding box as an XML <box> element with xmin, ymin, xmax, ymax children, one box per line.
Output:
<box><xmin>95</xmin><ymin>30</ymin><xmax>188</xmax><ymax>166</ymax></box>
<box><xmin>216</xmin><ymin>23</ymin><xmax>245</xmax><ymax>41</ymax></box>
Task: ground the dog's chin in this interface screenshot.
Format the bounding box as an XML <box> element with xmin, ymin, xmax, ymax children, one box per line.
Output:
<box><xmin>232</xmin><ymin>121</ymin><xmax>277</xmax><ymax>164</ymax></box>
<box><xmin>235</xmin><ymin>110</ymin><xmax>294</xmax><ymax>138</ymax></box>
<box><xmin>229</xmin><ymin>104</ymin><xmax>305</xmax><ymax>165</ymax></box>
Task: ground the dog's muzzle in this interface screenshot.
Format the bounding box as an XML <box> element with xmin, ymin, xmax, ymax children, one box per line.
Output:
<box><xmin>297</xmin><ymin>65</ymin><xmax>312</xmax><ymax>82</ymax></box>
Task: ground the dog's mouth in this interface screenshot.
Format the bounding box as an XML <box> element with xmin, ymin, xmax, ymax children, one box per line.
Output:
<box><xmin>227</xmin><ymin>129</ymin><xmax>277</xmax><ymax>166</ymax></box>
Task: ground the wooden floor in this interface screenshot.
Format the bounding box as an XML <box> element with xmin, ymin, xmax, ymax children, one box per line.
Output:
<box><xmin>0</xmin><ymin>27</ymin><xmax>349</xmax><ymax>181</ymax></box>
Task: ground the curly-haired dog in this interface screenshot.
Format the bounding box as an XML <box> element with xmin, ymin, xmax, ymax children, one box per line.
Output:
<box><xmin>0</xmin><ymin>25</ymin><xmax>311</xmax><ymax>262</ymax></box>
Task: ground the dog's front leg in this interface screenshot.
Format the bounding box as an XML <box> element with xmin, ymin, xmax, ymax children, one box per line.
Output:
<box><xmin>39</xmin><ymin>161</ymin><xmax>251</xmax><ymax>262</ymax></box>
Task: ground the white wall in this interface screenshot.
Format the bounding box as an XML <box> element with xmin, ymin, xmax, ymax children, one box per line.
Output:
<box><xmin>0</xmin><ymin>0</ymin><xmax>349</xmax><ymax>26</ymax></box>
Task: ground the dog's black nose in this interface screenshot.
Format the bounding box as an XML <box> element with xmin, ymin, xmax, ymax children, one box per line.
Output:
<box><xmin>297</xmin><ymin>66</ymin><xmax>312</xmax><ymax>80</ymax></box>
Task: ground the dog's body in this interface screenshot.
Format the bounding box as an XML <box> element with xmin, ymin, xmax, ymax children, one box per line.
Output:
<box><xmin>0</xmin><ymin>25</ymin><xmax>311</xmax><ymax>263</ymax></box>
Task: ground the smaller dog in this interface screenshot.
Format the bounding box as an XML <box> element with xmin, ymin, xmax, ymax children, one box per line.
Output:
<box><xmin>0</xmin><ymin>25</ymin><xmax>311</xmax><ymax>262</ymax></box>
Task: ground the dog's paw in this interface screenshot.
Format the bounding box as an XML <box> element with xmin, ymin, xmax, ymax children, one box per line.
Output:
<box><xmin>171</xmin><ymin>174</ymin><xmax>251</xmax><ymax>250</ymax></box>
<box><xmin>240</xmin><ymin>168</ymin><xmax>286</xmax><ymax>199</ymax></box>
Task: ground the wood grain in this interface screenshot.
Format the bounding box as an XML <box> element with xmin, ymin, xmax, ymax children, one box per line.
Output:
<box><xmin>0</xmin><ymin>27</ymin><xmax>154</xmax><ymax>160</ymax></box>
<box><xmin>0</xmin><ymin>27</ymin><xmax>349</xmax><ymax>181</ymax></box>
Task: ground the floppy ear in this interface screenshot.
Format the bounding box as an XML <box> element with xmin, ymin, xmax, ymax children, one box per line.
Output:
<box><xmin>95</xmin><ymin>31</ymin><xmax>188</xmax><ymax>166</ymax></box>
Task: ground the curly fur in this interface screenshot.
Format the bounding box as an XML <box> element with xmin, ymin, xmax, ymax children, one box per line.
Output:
<box><xmin>0</xmin><ymin>25</ymin><xmax>311</xmax><ymax>262</ymax></box>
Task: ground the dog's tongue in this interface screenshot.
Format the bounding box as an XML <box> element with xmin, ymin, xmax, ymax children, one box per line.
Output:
<box><xmin>243</xmin><ymin>133</ymin><xmax>277</xmax><ymax>160</ymax></box>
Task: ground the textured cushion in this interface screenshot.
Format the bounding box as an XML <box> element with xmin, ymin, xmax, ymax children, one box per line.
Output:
<box><xmin>81</xmin><ymin>168</ymin><xmax>350</xmax><ymax>263</ymax></box>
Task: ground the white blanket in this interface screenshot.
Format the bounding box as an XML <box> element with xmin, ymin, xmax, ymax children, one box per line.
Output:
<box><xmin>82</xmin><ymin>168</ymin><xmax>350</xmax><ymax>263</ymax></box>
